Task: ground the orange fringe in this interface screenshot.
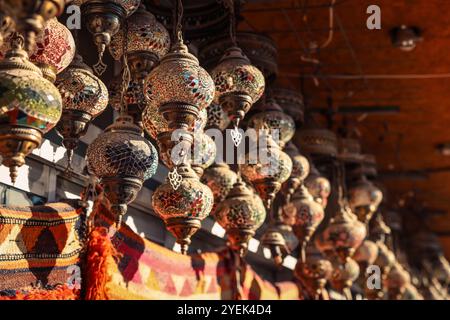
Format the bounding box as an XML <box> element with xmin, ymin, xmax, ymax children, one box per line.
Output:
<box><xmin>0</xmin><ymin>284</ymin><xmax>79</xmax><ymax>300</ymax></box>
<box><xmin>84</xmin><ymin>226</ymin><xmax>117</xmax><ymax>300</ymax></box>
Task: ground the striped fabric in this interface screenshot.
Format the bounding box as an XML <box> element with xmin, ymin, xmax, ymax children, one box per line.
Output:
<box><xmin>0</xmin><ymin>201</ymin><xmax>86</xmax><ymax>293</ymax></box>
<box><xmin>94</xmin><ymin>213</ymin><xmax>301</xmax><ymax>300</ymax></box>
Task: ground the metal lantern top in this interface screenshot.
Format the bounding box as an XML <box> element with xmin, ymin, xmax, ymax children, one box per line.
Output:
<box><xmin>56</xmin><ymin>54</ymin><xmax>108</xmax><ymax>117</ymax></box>
<box><xmin>0</xmin><ymin>39</ymin><xmax>62</xmax><ymax>133</ymax></box>
<box><xmin>210</xmin><ymin>46</ymin><xmax>265</xmax><ymax>105</ymax></box>
<box><xmin>86</xmin><ymin>115</ymin><xmax>158</xmax><ymax>181</ymax></box>
<box><xmin>271</xmin><ymin>87</ymin><xmax>305</xmax><ymax>124</ymax></box>
<box><xmin>144</xmin><ymin>41</ymin><xmax>215</xmax><ymax>114</ymax></box>
<box><xmin>109</xmin><ymin>5</ymin><xmax>170</xmax><ymax>61</ymax></box>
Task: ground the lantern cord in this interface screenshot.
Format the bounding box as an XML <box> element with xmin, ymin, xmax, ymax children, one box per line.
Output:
<box><xmin>225</xmin><ymin>0</ymin><xmax>237</xmax><ymax>46</ymax></box>
<box><xmin>120</xmin><ymin>21</ymin><xmax>131</xmax><ymax>116</ymax></box>
<box><xmin>173</xmin><ymin>0</ymin><xmax>184</xmax><ymax>44</ymax></box>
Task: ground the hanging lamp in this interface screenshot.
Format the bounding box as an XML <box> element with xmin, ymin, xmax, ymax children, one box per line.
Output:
<box><xmin>0</xmin><ymin>35</ymin><xmax>62</xmax><ymax>183</ymax></box>
<box><xmin>86</xmin><ymin>115</ymin><xmax>158</xmax><ymax>226</ymax></box>
<box><xmin>55</xmin><ymin>53</ymin><xmax>109</xmax><ymax>169</ymax></box>
<box><xmin>109</xmin><ymin>4</ymin><xmax>170</xmax><ymax>125</ymax></box>
<box><xmin>214</xmin><ymin>178</ymin><xmax>266</xmax><ymax>256</ymax></box>
<box><xmin>247</xmin><ymin>94</ymin><xmax>295</xmax><ymax>149</ymax></box>
<box><xmin>152</xmin><ymin>162</ymin><xmax>213</xmax><ymax>254</ymax></box>
<box><xmin>348</xmin><ymin>175</ymin><xmax>383</xmax><ymax>224</ymax></box>
<box><xmin>144</xmin><ymin>0</ymin><xmax>214</xmax><ymax>188</ymax></box>
<box><xmin>75</xmin><ymin>0</ymin><xmax>140</xmax><ymax>75</ymax></box>
<box><xmin>304</xmin><ymin>162</ymin><xmax>331</xmax><ymax>209</ymax></box>
<box><xmin>201</xmin><ymin>162</ymin><xmax>238</xmax><ymax>215</ymax></box>
<box><xmin>240</xmin><ymin>130</ymin><xmax>292</xmax><ymax>209</ymax></box>
<box><xmin>210</xmin><ymin>1</ymin><xmax>264</xmax><ymax>147</ymax></box>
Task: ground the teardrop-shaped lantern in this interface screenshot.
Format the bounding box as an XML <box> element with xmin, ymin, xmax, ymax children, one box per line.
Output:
<box><xmin>86</xmin><ymin>115</ymin><xmax>158</xmax><ymax>226</ymax></box>
<box><xmin>0</xmin><ymin>37</ymin><xmax>62</xmax><ymax>183</ymax></box>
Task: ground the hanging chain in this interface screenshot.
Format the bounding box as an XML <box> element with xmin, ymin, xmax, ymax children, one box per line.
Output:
<box><xmin>223</xmin><ymin>0</ymin><xmax>237</xmax><ymax>46</ymax></box>
<box><xmin>172</xmin><ymin>0</ymin><xmax>184</xmax><ymax>44</ymax></box>
<box><xmin>120</xmin><ymin>21</ymin><xmax>131</xmax><ymax>116</ymax></box>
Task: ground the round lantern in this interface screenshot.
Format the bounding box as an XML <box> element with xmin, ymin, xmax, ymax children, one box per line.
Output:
<box><xmin>329</xmin><ymin>256</ymin><xmax>360</xmax><ymax>299</ymax></box>
<box><xmin>304</xmin><ymin>163</ymin><xmax>331</xmax><ymax>209</ymax></box>
<box><xmin>214</xmin><ymin>179</ymin><xmax>266</xmax><ymax>256</ymax></box>
<box><xmin>322</xmin><ymin>204</ymin><xmax>367</xmax><ymax>262</ymax></box>
<box><xmin>240</xmin><ymin>132</ymin><xmax>292</xmax><ymax>209</ymax></box>
<box><xmin>0</xmin><ymin>18</ymin><xmax>75</xmax><ymax>82</ymax></box>
<box><xmin>109</xmin><ymin>4</ymin><xmax>170</xmax><ymax>69</ymax></box>
<box><xmin>205</xmin><ymin>102</ymin><xmax>230</xmax><ymax>130</ymax></box>
<box><xmin>76</xmin><ymin>0</ymin><xmax>140</xmax><ymax>75</ymax></box>
<box><xmin>144</xmin><ymin>41</ymin><xmax>215</xmax><ymax>131</ymax></box>
<box><xmin>201</xmin><ymin>162</ymin><xmax>238</xmax><ymax>215</ymax></box>
<box><xmin>152</xmin><ymin>163</ymin><xmax>213</xmax><ymax>254</ymax></box>
<box><xmin>210</xmin><ymin>46</ymin><xmax>265</xmax><ymax>134</ymax></box>
<box><xmin>86</xmin><ymin>115</ymin><xmax>158</xmax><ymax>225</ymax></box>
<box><xmin>144</xmin><ymin>40</ymin><xmax>215</xmax><ymax>173</ymax></box>
<box><xmin>191</xmin><ymin>131</ymin><xmax>217</xmax><ymax>177</ymax></box>
<box><xmin>282</xmin><ymin>142</ymin><xmax>310</xmax><ymax>202</ymax></box>
<box><xmin>247</xmin><ymin>96</ymin><xmax>295</xmax><ymax>148</ymax></box>
<box><xmin>348</xmin><ymin>176</ymin><xmax>383</xmax><ymax>224</ymax></box>
<box><xmin>285</xmin><ymin>184</ymin><xmax>324</xmax><ymax>262</ymax></box>
<box><xmin>294</xmin><ymin>243</ymin><xmax>333</xmax><ymax>300</ymax></box>
<box><xmin>0</xmin><ymin>38</ymin><xmax>62</xmax><ymax>183</ymax></box>
<box><xmin>55</xmin><ymin>54</ymin><xmax>108</xmax><ymax>166</ymax></box>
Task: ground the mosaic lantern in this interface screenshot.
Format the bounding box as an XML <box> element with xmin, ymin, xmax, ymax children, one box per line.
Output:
<box><xmin>329</xmin><ymin>256</ymin><xmax>360</xmax><ymax>299</ymax></box>
<box><xmin>152</xmin><ymin>163</ymin><xmax>213</xmax><ymax>254</ymax></box>
<box><xmin>322</xmin><ymin>203</ymin><xmax>367</xmax><ymax>263</ymax></box>
<box><xmin>282</xmin><ymin>142</ymin><xmax>310</xmax><ymax>202</ymax></box>
<box><xmin>294</xmin><ymin>243</ymin><xmax>333</xmax><ymax>300</ymax></box>
<box><xmin>0</xmin><ymin>13</ymin><xmax>14</xmax><ymax>48</ymax></box>
<box><xmin>201</xmin><ymin>162</ymin><xmax>238</xmax><ymax>215</ymax></box>
<box><xmin>210</xmin><ymin>46</ymin><xmax>265</xmax><ymax>145</ymax></box>
<box><xmin>109</xmin><ymin>4</ymin><xmax>170</xmax><ymax>69</ymax></box>
<box><xmin>190</xmin><ymin>131</ymin><xmax>217</xmax><ymax>177</ymax></box>
<box><xmin>76</xmin><ymin>0</ymin><xmax>140</xmax><ymax>74</ymax></box>
<box><xmin>205</xmin><ymin>102</ymin><xmax>230</xmax><ymax>130</ymax></box>
<box><xmin>1</xmin><ymin>0</ymin><xmax>66</xmax><ymax>52</ymax></box>
<box><xmin>108</xmin><ymin>5</ymin><xmax>170</xmax><ymax>125</ymax></box>
<box><xmin>285</xmin><ymin>184</ymin><xmax>325</xmax><ymax>262</ymax></box>
<box><xmin>261</xmin><ymin>222</ymin><xmax>290</xmax><ymax>266</ymax></box>
<box><xmin>0</xmin><ymin>18</ymin><xmax>75</xmax><ymax>82</ymax></box>
<box><xmin>55</xmin><ymin>54</ymin><xmax>108</xmax><ymax>167</ymax></box>
<box><xmin>0</xmin><ymin>37</ymin><xmax>62</xmax><ymax>183</ymax></box>
<box><xmin>214</xmin><ymin>179</ymin><xmax>266</xmax><ymax>256</ymax></box>
<box><xmin>240</xmin><ymin>132</ymin><xmax>292</xmax><ymax>209</ymax></box>
<box><xmin>305</xmin><ymin>163</ymin><xmax>331</xmax><ymax>209</ymax></box>
<box><xmin>348</xmin><ymin>176</ymin><xmax>383</xmax><ymax>224</ymax></box>
<box><xmin>144</xmin><ymin>38</ymin><xmax>215</xmax><ymax>178</ymax></box>
<box><xmin>247</xmin><ymin>96</ymin><xmax>295</xmax><ymax>148</ymax></box>
<box><xmin>272</xmin><ymin>87</ymin><xmax>304</xmax><ymax>124</ymax></box>
<box><xmin>86</xmin><ymin>115</ymin><xmax>158</xmax><ymax>226</ymax></box>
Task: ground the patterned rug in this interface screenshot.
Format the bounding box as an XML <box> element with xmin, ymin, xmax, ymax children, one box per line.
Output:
<box><xmin>85</xmin><ymin>203</ymin><xmax>301</xmax><ymax>300</ymax></box>
<box><xmin>0</xmin><ymin>201</ymin><xmax>86</xmax><ymax>295</ymax></box>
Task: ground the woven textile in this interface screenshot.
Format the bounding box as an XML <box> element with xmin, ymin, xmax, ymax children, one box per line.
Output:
<box><xmin>0</xmin><ymin>201</ymin><xmax>85</xmax><ymax>294</ymax></box>
<box><xmin>87</xmin><ymin>205</ymin><xmax>301</xmax><ymax>300</ymax></box>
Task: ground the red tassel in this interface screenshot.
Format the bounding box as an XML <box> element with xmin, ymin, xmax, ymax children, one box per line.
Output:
<box><xmin>84</xmin><ymin>227</ymin><xmax>116</xmax><ymax>300</ymax></box>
